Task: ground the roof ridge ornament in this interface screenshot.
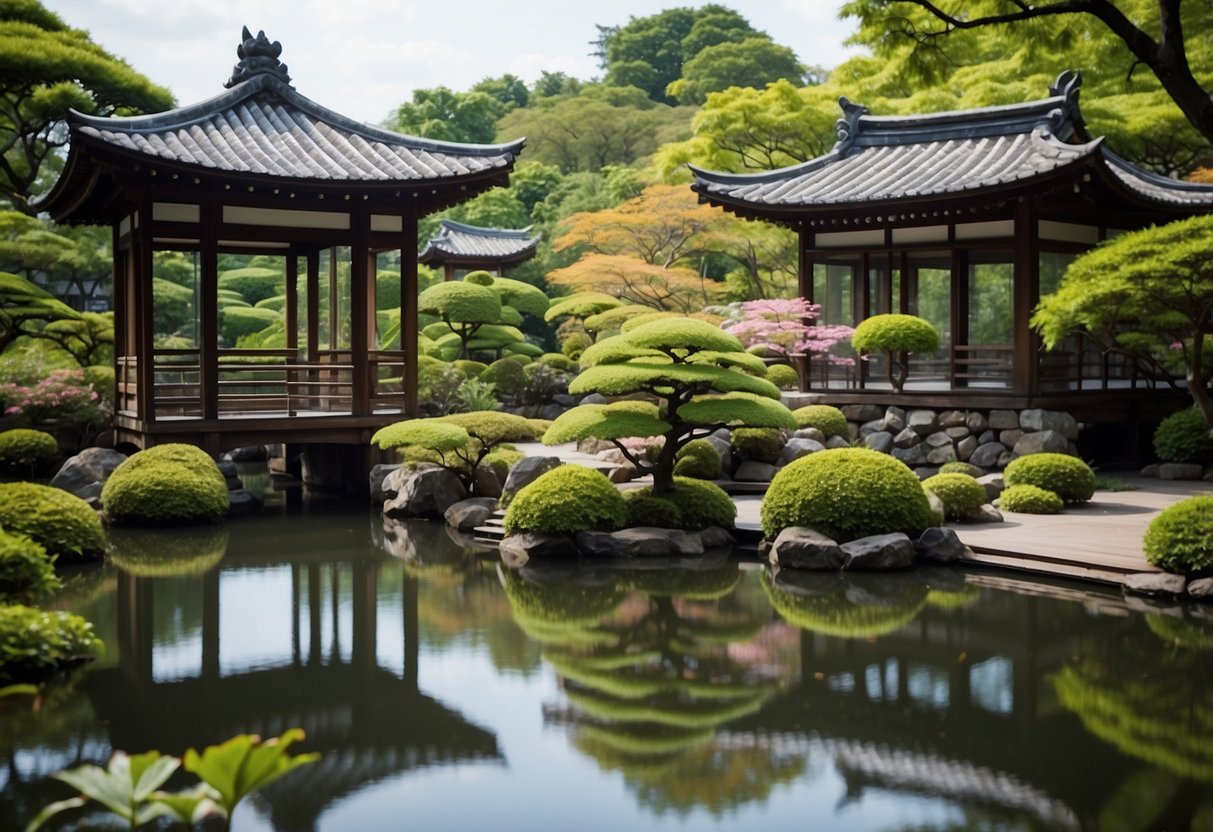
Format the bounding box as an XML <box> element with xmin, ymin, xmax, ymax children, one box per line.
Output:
<box><xmin>224</xmin><ymin>26</ymin><xmax>292</xmax><ymax>89</ymax></box>
<box><xmin>1045</xmin><ymin>70</ymin><xmax>1083</xmax><ymax>140</ymax></box>
<box><xmin>835</xmin><ymin>97</ymin><xmax>869</xmax><ymax>152</ymax></box>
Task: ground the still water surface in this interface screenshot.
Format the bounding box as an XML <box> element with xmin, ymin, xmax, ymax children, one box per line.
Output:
<box><xmin>2</xmin><ymin>493</ymin><xmax>1212</xmax><ymax>831</ymax></box>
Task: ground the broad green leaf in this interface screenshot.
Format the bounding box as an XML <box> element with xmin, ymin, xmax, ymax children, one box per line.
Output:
<box><xmin>151</xmin><ymin>783</ymin><xmax>223</xmax><ymax>825</ymax></box>
<box><xmin>24</xmin><ymin>796</ymin><xmax>86</xmax><ymax>832</ymax></box>
<box><xmin>183</xmin><ymin>729</ymin><xmax>319</xmax><ymax>815</ymax></box>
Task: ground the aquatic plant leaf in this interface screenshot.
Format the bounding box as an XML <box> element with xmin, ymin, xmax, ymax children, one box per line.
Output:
<box><xmin>183</xmin><ymin>729</ymin><xmax>319</xmax><ymax>816</ymax></box>
<box><xmin>31</xmin><ymin>750</ymin><xmax>179</xmax><ymax>830</ymax></box>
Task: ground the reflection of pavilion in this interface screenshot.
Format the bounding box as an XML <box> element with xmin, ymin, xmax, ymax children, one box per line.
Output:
<box><xmin>85</xmin><ymin>528</ymin><xmax>500</xmax><ymax>832</ymax></box>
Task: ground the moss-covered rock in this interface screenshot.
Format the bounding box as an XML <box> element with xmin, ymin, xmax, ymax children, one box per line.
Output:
<box><xmin>997</xmin><ymin>484</ymin><xmax>1064</xmax><ymax>515</ymax></box>
<box><xmin>939</xmin><ymin>461</ymin><xmax>984</xmax><ymax>477</ymax></box>
<box><xmin>0</xmin><ymin>604</ymin><xmax>102</xmax><ymax>682</ymax></box>
<box><xmin>0</xmin><ymin>428</ymin><xmax>60</xmax><ymax>476</ymax></box>
<box><xmin>1153</xmin><ymin>408</ymin><xmax>1213</xmax><ymax>465</ymax></box>
<box><xmin>0</xmin><ymin>528</ymin><xmax>60</xmax><ymax>602</ymax></box>
<box><xmin>761</xmin><ymin>447</ymin><xmax>933</xmax><ymax>542</ymax></box>
<box><xmin>791</xmin><ymin>405</ymin><xmax>849</xmax><ymax>438</ymax></box>
<box><xmin>504</xmin><ymin>465</ymin><xmax>628</xmax><ymax>535</ymax></box>
<box><xmin>921</xmin><ymin>473</ymin><xmax>987</xmax><ymax>521</ymax></box>
<box><xmin>0</xmin><ymin>482</ymin><xmax>105</xmax><ymax>561</ymax></box>
<box><xmin>765</xmin><ymin>363</ymin><xmax>799</xmax><ymax>390</ymax></box>
<box><xmin>673</xmin><ymin>439</ymin><xmax>722</xmax><ymax>480</ymax></box>
<box><xmin>622</xmin><ymin>477</ymin><xmax>736</xmax><ymax>531</ymax></box>
<box><xmin>1003</xmin><ymin>452</ymin><xmax>1095</xmax><ymax>503</ymax></box>
<box><xmin>101</xmin><ymin>444</ymin><xmax>229</xmax><ymax>526</ymax></box>
<box><xmin>1144</xmin><ymin>495</ymin><xmax>1213</xmax><ymax>575</ymax></box>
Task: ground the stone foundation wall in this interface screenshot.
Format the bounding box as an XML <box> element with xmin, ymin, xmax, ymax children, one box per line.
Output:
<box><xmin>837</xmin><ymin>404</ymin><xmax>1081</xmax><ymax>471</ymax></box>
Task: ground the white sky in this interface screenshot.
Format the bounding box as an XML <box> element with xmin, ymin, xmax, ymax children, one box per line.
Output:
<box><xmin>43</xmin><ymin>0</ymin><xmax>859</xmax><ymax>124</ymax></box>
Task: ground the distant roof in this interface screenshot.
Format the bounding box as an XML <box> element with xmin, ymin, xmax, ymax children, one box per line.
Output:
<box><xmin>419</xmin><ymin>219</ymin><xmax>540</xmax><ymax>266</ymax></box>
<box><xmin>37</xmin><ymin>28</ymin><xmax>523</xmax><ymax>222</ymax></box>
<box><xmin>691</xmin><ymin>71</ymin><xmax>1213</xmax><ymax>222</ymax></box>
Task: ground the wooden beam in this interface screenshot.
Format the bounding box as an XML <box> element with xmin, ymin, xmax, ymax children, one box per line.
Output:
<box><xmin>134</xmin><ymin>193</ymin><xmax>155</xmax><ymax>423</ymax></box>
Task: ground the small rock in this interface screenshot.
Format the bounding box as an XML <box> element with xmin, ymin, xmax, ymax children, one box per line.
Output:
<box><xmin>1013</xmin><ymin>430</ymin><xmax>1069</xmax><ymax>456</ymax></box>
<box><xmin>770</xmin><ymin>527</ymin><xmax>845</xmax><ymax>570</ymax></box>
<box><xmin>884</xmin><ymin>406</ymin><xmax>906</xmax><ymax>433</ymax></box>
<box><xmin>500</xmin><ymin>457</ymin><xmax>564</xmax><ymax>506</ymax></box>
<box><xmin>227</xmin><ymin>444</ymin><xmax>269</xmax><ymax>462</ymax></box>
<box><xmin>841</xmin><ymin>533</ymin><xmax>916</xmax><ymax>570</ymax></box>
<box><xmin>967</xmin><ymin>504</ymin><xmax>1004</xmax><ymax>523</ymax></box>
<box><xmin>841</xmin><ymin>404</ymin><xmax>884</xmax><ymax>423</ymax></box>
<box><xmin>978</xmin><ymin>430</ymin><xmax>997</xmax><ymax>445</ymax></box>
<box><xmin>1124</xmin><ymin>572</ymin><xmax>1187</xmax><ymax>597</ymax></box>
<box><xmin>608</xmin><ymin>462</ymin><xmax>639</xmax><ymax>483</ymax></box>
<box><xmin>779</xmin><ymin>437</ymin><xmax>825</xmax><ymax>466</ymax></box>
<box><xmin>861</xmin><ymin>432</ymin><xmax>894</xmax><ymax>454</ymax></box>
<box><xmin>1158</xmin><ymin>463</ymin><xmax>1204</xmax><ymax>481</ymax></box>
<box><xmin>791</xmin><ymin>427</ymin><xmax>825</xmax><ymax>444</ymax></box>
<box><xmin>825</xmin><ymin>435</ymin><xmax>851</xmax><ymax>450</ymax></box>
<box><xmin>907</xmin><ymin>409</ymin><xmax>939</xmax><ymax>436</ymax></box>
<box><xmin>700</xmin><ymin>526</ymin><xmax>735</xmax><ymax>550</ymax></box>
<box><xmin>538</xmin><ymin>404</ymin><xmax>564</xmax><ymax>421</ymax></box>
<box><xmin>1186</xmin><ymin>577</ymin><xmax>1213</xmax><ymax>599</ymax></box>
<box><xmin>589</xmin><ymin>527</ymin><xmax>704</xmax><ymax>557</ymax></box>
<box><xmin>859</xmin><ymin>418</ymin><xmax>887</xmax><ymax>436</ymax></box>
<box><xmin>893</xmin><ymin>428</ymin><xmax>922</xmax><ymax>449</ymax></box>
<box><xmin>1020</xmin><ymin>409</ymin><xmax>1079</xmax><ymax>440</ymax></box>
<box><xmin>499</xmin><ymin>532</ymin><xmax>578</xmax><ymax>564</ymax></box>
<box><xmin>914</xmin><ymin>467</ymin><xmax>939</xmax><ymax>481</ymax></box>
<box><xmin>970</xmin><ymin>442</ymin><xmax>1006</xmax><ymax>468</ymax></box>
<box><xmin>939</xmin><ymin>410</ymin><xmax>966</xmax><ymax>428</ymax></box>
<box><xmin>705</xmin><ymin>435</ymin><xmax>733</xmax><ymax>471</ymax></box>
<box><xmin>473</xmin><ymin>463</ymin><xmax>506</xmax><ymax>499</ymax></box>
<box><xmin>956</xmin><ymin>435</ymin><xmax>978</xmax><ymax>461</ymax></box>
<box><xmin>579</xmin><ymin>393</ymin><xmax>609</xmax><ymax>406</ymax></box>
<box><xmin>926</xmin><ymin>445</ymin><xmax>957</xmax><ymax>465</ymax></box>
<box><xmin>965</xmin><ymin>411</ymin><xmax>988</xmax><ymax>433</ymax></box>
<box><xmin>997</xmin><ymin>451</ymin><xmax>1015</xmax><ymax>469</ymax></box>
<box><xmin>915</xmin><ymin>527</ymin><xmax>971</xmax><ymax>563</ymax></box>
<box><xmin>370</xmin><ymin>464</ymin><xmax>401</xmax><ymax>502</ymax></box>
<box><xmin>217</xmin><ymin>459</ymin><xmax>239</xmax><ymax>479</ymax></box>
<box><xmin>228</xmin><ymin>489</ymin><xmax>263</xmax><ymax>517</ymax></box>
<box><xmin>552</xmin><ymin>393</ymin><xmax>576</xmax><ymax>407</ymax></box>
<box><xmin>892</xmin><ymin>444</ymin><xmax>928</xmax><ymax>466</ymax></box>
<box><xmin>382</xmin><ymin>466</ymin><xmax>467</xmax><ymax>519</ymax></box>
<box><xmin>735</xmin><ymin>461</ymin><xmax>778</xmax><ymax>482</ymax></box>
<box><xmin>989</xmin><ymin>409</ymin><xmax>1020</xmax><ymax>430</ymax></box>
<box><xmin>926</xmin><ymin>431</ymin><xmax>953</xmax><ymax>448</ymax></box>
<box><xmin>49</xmin><ymin>447</ymin><xmax>128</xmax><ymax>498</ymax></box>
<box><xmin>945</xmin><ymin>426</ymin><xmax>971</xmax><ymax>440</ymax></box>
<box><xmin>444</xmin><ymin>497</ymin><xmax>498</xmax><ymax>532</ymax></box>
<box><xmin>976</xmin><ymin>473</ymin><xmax>1004</xmax><ymax>502</ymax></box>
<box><xmin>999</xmin><ymin>429</ymin><xmax>1024</xmax><ymax>447</ymax></box>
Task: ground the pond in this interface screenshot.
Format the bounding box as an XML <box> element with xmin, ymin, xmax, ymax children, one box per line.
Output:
<box><xmin>3</xmin><ymin>490</ymin><xmax>1212</xmax><ymax>832</ymax></box>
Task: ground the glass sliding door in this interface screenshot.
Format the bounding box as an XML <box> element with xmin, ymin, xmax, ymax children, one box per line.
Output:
<box><xmin>906</xmin><ymin>251</ymin><xmax>951</xmax><ymax>387</ymax></box>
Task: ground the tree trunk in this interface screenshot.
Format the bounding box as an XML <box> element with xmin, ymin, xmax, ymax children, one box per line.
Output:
<box><xmin>1187</xmin><ymin>329</ymin><xmax>1213</xmax><ymax>432</ymax></box>
<box><xmin>651</xmin><ymin>433</ymin><xmax>680</xmax><ymax>496</ymax></box>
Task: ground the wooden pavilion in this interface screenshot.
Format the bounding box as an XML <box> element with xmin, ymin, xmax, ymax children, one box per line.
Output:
<box><xmin>691</xmin><ymin>72</ymin><xmax>1213</xmax><ymax>421</ymax></box>
<box><xmin>418</xmin><ymin>218</ymin><xmax>539</xmax><ymax>281</ymax></box>
<box><xmin>36</xmin><ymin>28</ymin><xmax>523</xmax><ymax>454</ymax></box>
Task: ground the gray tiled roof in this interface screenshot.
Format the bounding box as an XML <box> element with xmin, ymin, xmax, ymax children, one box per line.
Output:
<box><xmin>691</xmin><ymin>73</ymin><xmax>1213</xmax><ymax>214</ymax></box>
<box><xmin>419</xmin><ymin>220</ymin><xmax>540</xmax><ymax>264</ymax></box>
<box><xmin>68</xmin><ymin>73</ymin><xmax>522</xmax><ymax>183</ymax></box>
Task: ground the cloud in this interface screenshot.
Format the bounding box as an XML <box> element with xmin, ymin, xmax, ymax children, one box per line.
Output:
<box><xmin>506</xmin><ymin>52</ymin><xmax>600</xmax><ymax>84</ymax></box>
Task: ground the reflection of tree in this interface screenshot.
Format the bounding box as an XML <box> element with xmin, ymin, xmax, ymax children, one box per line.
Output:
<box><xmin>1054</xmin><ymin>615</ymin><xmax>1213</xmax><ymax>784</ymax></box>
<box><xmin>762</xmin><ymin>570</ymin><xmax>928</xmax><ymax>639</ymax></box>
<box><xmin>106</xmin><ymin>525</ymin><xmax>229</xmax><ymax>578</ymax></box>
<box><xmin>1146</xmin><ymin>613</ymin><xmax>1213</xmax><ymax>652</ymax></box>
<box><xmin>504</xmin><ymin>562</ymin><xmax>799</xmax><ymax>816</ymax></box>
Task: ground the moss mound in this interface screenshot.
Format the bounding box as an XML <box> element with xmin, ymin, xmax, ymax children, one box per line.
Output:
<box><xmin>921</xmin><ymin>473</ymin><xmax>986</xmax><ymax>520</ymax></box>
<box><xmin>101</xmin><ymin>444</ymin><xmax>229</xmax><ymax>526</ymax></box>
<box><xmin>998</xmin><ymin>484</ymin><xmax>1064</xmax><ymax>515</ymax></box>
<box><xmin>0</xmin><ymin>529</ymin><xmax>60</xmax><ymax>603</ymax></box>
<box><xmin>1153</xmin><ymin>408</ymin><xmax>1213</xmax><ymax>465</ymax></box>
<box><xmin>1003</xmin><ymin>452</ymin><xmax>1095</xmax><ymax>503</ymax></box>
<box><xmin>672</xmin><ymin>439</ymin><xmax>722</xmax><ymax>480</ymax></box>
<box><xmin>765</xmin><ymin>364</ymin><xmax>799</xmax><ymax>390</ymax></box>
<box><xmin>0</xmin><ymin>482</ymin><xmax>105</xmax><ymax>561</ymax></box>
<box><xmin>851</xmin><ymin>313</ymin><xmax>940</xmax><ymax>354</ymax></box>
<box><xmin>0</xmin><ymin>429</ymin><xmax>60</xmax><ymax>477</ymax></box>
<box><xmin>761</xmin><ymin>447</ymin><xmax>933</xmax><ymax>542</ymax></box>
<box><xmin>623</xmin><ymin>478</ymin><xmax>736</xmax><ymax>531</ymax></box>
<box><xmin>791</xmin><ymin>405</ymin><xmax>848</xmax><ymax>438</ymax></box>
<box><xmin>480</xmin><ymin>358</ymin><xmax>526</xmax><ymax>396</ymax></box>
<box><xmin>731</xmin><ymin>427</ymin><xmax>783</xmax><ymax>464</ymax></box>
<box><xmin>503</xmin><ymin>465</ymin><xmax>627</xmax><ymax>535</ymax></box>
<box><xmin>107</xmin><ymin>525</ymin><xmax>230</xmax><ymax>578</ymax></box>
<box><xmin>625</xmin><ymin>494</ymin><xmax>683</xmax><ymax>529</ymax></box>
<box><xmin>0</xmin><ymin>605</ymin><xmax>102</xmax><ymax>682</ymax></box>
<box><xmin>1144</xmin><ymin>495</ymin><xmax>1213</xmax><ymax>575</ymax></box>
<box><xmin>939</xmin><ymin>461</ymin><xmax>984</xmax><ymax>478</ymax></box>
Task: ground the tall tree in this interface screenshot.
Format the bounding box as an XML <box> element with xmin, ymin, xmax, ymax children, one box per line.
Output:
<box><xmin>667</xmin><ymin>37</ymin><xmax>807</xmax><ymax>105</ymax></box>
<box><xmin>0</xmin><ymin>0</ymin><xmax>173</xmax><ymax>212</ymax></box>
<box><xmin>390</xmin><ymin>86</ymin><xmax>502</xmax><ymax>144</ymax></box>
<box><xmin>470</xmin><ymin>74</ymin><xmax>529</xmax><ymax>111</ymax></box>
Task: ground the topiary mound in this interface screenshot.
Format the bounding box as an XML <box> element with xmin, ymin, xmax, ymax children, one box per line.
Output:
<box><xmin>0</xmin><ymin>428</ymin><xmax>60</xmax><ymax>477</ymax></box>
<box><xmin>1144</xmin><ymin>495</ymin><xmax>1213</xmax><ymax>575</ymax></box>
<box><xmin>1003</xmin><ymin>453</ymin><xmax>1095</xmax><ymax>503</ymax></box>
<box><xmin>939</xmin><ymin>461</ymin><xmax>984</xmax><ymax>478</ymax></box>
<box><xmin>0</xmin><ymin>529</ymin><xmax>60</xmax><ymax>603</ymax></box>
<box><xmin>503</xmin><ymin>465</ymin><xmax>628</xmax><ymax>536</ymax></box>
<box><xmin>921</xmin><ymin>473</ymin><xmax>986</xmax><ymax>521</ymax></box>
<box><xmin>0</xmin><ymin>482</ymin><xmax>105</xmax><ymax>561</ymax></box>
<box><xmin>0</xmin><ymin>605</ymin><xmax>102</xmax><ymax>682</ymax></box>
<box><xmin>791</xmin><ymin>405</ymin><xmax>849</xmax><ymax>438</ymax></box>
<box><xmin>765</xmin><ymin>363</ymin><xmax>799</xmax><ymax>390</ymax></box>
<box><xmin>673</xmin><ymin>439</ymin><xmax>722</xmax><ymax>480</ymax></box>
<box><xmin>1153</xmin><ymin>408</ymin><xmax>1213</xmax><ymax>465</ymax></box>
<box><xmin>761</xmin><ymin>447</ymin><xmax>933</xmax><ymax>542</ymax></box>
<box><xmin>625</xmin><ymin>494</ymin><xmax>683</xmax><ymax>529</ymax></box>
<box><xmin>106</xmin><ymin>525</ymin><xmax>230</xmax><ymax>578</ymax></box>
<box><xmin>731</xmin><ymin>427</ymin><xmax>783</xmax><ymax>464</ymax></box>
<box><xmin>851</xmin><ymin>314</ymin><xmax>939</xmax><ymax>354</ymax></box>
<box><xmin>480</xmin><ymin>358</ymin><xmax>526</xmax><ymax>397</ymax></box>
<box><xmin>997</xmin><ymin>484</ymin><xmax>1064</xmax><ymax>515</ymax></box>
<box><xmin>623</xmin><ymin>477</ymin><xmax>736</xmax><ymax>531</ymax></box>
<box><xmin>101</xmin><ymin>443</ymin><xmax>229</xmax><ymax>526</ymax></box>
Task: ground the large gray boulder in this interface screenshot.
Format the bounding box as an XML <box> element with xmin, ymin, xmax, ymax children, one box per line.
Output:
<box><xmin>779</xmin><ymin>437</ymin><xmax>825</xmax><ymax>466</ymax></box>
<box><xmin>956</xmin><ymin>435</ymin><xmax>978</xmax><ymax>461</ymax></box>
<box><xmin>976</xmin><ymin>473</ymin><xmax>1004</xmax><ymax>502</ymax></box>
<box><xmin>370</xmin><ymin>463</ymin><xmax>401</xmax><ymax>503</ymax></box>
<box><xmin>791</xmin><ymin>427</ymin><xmax>826</xmax><ymax>444</ymax></box>
<box><xmin>862</xmin><ymin>432</ymin><xmax>894</xmax><ymax>454</ymax></box>
<box><xmin>841</xmin><ymin>403</ymin><xmax>884</xmax><ymax>423</ymax></box>
<box><xmin>769</xmin><ymin>527</ymin><xmax>845</xmax><ymax>570</ymax></box>
<box><xmin>49</xmin><ymin>447</ymin><xmax>128</xmax><ymax>498</ymax></box>
<box><xmin>938</xmin><ymin>410</ymin><xmax>966</xmax><ymax>428</ymax></box>
<box><xmin>444</xmin><ymin>497</ymin><xmax>498</xmax><ymax>532</ymax></box>
<box><xmin>907</xmin><ymin>410</ymin><xmax>939</xmax><ymax>435</ymax></box>
<box><xmin>989</xmin><ymin>409</ymin><xmax>1020</xmax><ymax>430</ymax></box>
<box><xmin>577</xmin><ymin>527</ymin><xmax>704</xmax><ymax>558</ymax></box>
<box><xmin>915</xmin><ymin>527</ymin><xmax>970</xmax><ymax>563</ymax></box>
<box><xmin>1158</xmin><ymin>463</ymin><xmax>1204</xmax><ymax>481</ymax></box>
<box><xmin>841</xmin><ymin>533</ymin><xmax>916</xmax><ymax>570</ymax></box>
<box><xmin>825</xmin><ymin>435</ymin><xmax>851</xmax><ymax>450</ymax></box>
<box><xmin>499</xmin><ymin>532</ymin><xmax>578</xmax><ymax>566</ymax></box>
<box><xmin>1124</xmin><ymin>572</ymin><xmax>1186</xmax><ymax>597</ymax></box>
<box><xmin>735</xmin><ymin>461</ymin><xmax>777</xmax><ymax>482</ymax></box>
<box><xmin>500</xmin><ymin>456</ymin><xmax>563</xmax><ymax>506</ymax></box>
<box><xmin>893</xmin><ymin>428</ymin><xmax>922</xmax><ymax>449</ymax></box>
<box><xmin>926</xmin><ymin>445</ymin><xmax>958</xmax><ymax>465</ymax></box>
<box><xmin>382</xmin><ymin>465</ymin><xmax>467</xmax><ymax>519</ymax></box>
<box><xmin>700</xmin><ymin>526</ymin><xmax>736</xmax><ymax>550</ymax></box>
<box><xmin>884</xmin><ymin>406</ymin><xmax>906</xmax><ymax>433</ymax></box>
<box><xmin>1012</xmin><ymin>430</ymin><xmax>1069</xmax><ymax>456</ymax></box>
<box><xmin>1020</xmin><ymin>409</ymin><xmax>1079</xmax><ymax>440</ymax></box>
<box><xmin>969</xmin><ymin>442</ymin><xmax>1007</xmax><ymax>468</ymax></box>
<box><xmin>892</xmin><ymin>444</ymin><xmax>928</xmax><ymax>467</ymax></box>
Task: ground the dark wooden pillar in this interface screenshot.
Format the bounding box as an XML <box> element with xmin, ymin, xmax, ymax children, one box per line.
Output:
<box><xmin>200</xmin><ymin>200</ymin><xmax>219</xmax><ymax>420</ymax></box>
<box><xmin>1012</xmin><ymin>199</ymin><xmax>1038</xmax><ymax>396</ymax></box>
<box><xmin>305</xmin><ymin>249</ymin><xmax>320</xmax><ymax>363</ymax></box>
<box><xmin>951</xmin><ymin>248</ymin><xmax>968</xmax><ymax>389</ymax></box>
<box><xmin>350</xmin><ymin>207</ymin><xmax>371</xmax><ymax>416</ymax></box>
<box><xmin>134</xmin><ymin>194</ymin><xmax>156</xmax><ymax>424</ymax></box>
<box><xmin>798</xmin><ymin>232</ymin><xmax>813</xmax><ymax>392</ymax></box>
<box><xmin>285</xmin><ymin>248</ymin><xmax>299</xmax><ymax>352</ymax></box>
<box><xmin>402</xmin><ymin>219</ymin><xmax>419</xmax><ymax>416</ymax></box>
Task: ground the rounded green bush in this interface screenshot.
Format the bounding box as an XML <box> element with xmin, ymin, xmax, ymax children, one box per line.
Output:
<box><xmin>453</xmin><ymin>359</ymin><xmax>488</xmax><ymax>378</ymax></box>
<box><xmin>219</xmin><ymin>306</ymin><xmax>280</xmax><ymax>343</ymax></box>
<box><xmin>673</xmin><ymin>439</ymin><xmax>722</xmax><ymax>480</ymax></box>
<box><xmin>101</xmin><ymin>444</ymin><xmax>229</xmax><ymax>526</ymax></box>
<box><xmin>998</xmin><ymin>484</ymin><xmax>1064</xmax><ymax>515</ymax></box>
<box><xmin>731</xmin><ymin>427</ymin><xmax>784</xmax><ymax>464</ymax></box>
<box><xmin>464</xmin><ymin>270</ymin><xmax>495</xmax><ymax>286</ymax></box>
<box><xmin>939</xmin><ymin>461</ymin><xmax>984</xmax><ymax>478</ymax></box>
<box><xmin>1153</xmin><ymin>408</ymin><xmax>1213</xmax><ymax>465</ymax></box>
<box><xmin>761</xmin><ymin>447</ymin><xmax>934</xmax><ymax>542</ymax></box>
<box><xmin>1144</xmin><ymin>495</ymin><xmax>1213</xmax><ymax>575</ymax></box>
<box><xmin>503</xmin><ymin>465</ymin><xmax>627</xmax><ymax>535</ymax></box>
<box><xmin>922</xmin><ymin>473</ymin><xmax>986</xmax><ymax>521</ymax></box>
<box><xmin>1003</xmin><ymin>452</ymin><xmax>1095</xmax><ymax>503</ymax></box>
<box><xmin>0</xmin><ymin>482</ymin><xmax>105</xmax><ymax>561</ymax></box>
<box><xmin>216</xmin><ymin>266</ymin><xmax>283</xmax><ymax>303</ymax></box>
<box><xmin>625</xmin><ymin>494</ymin><xmax>683</xmax><ymax>529</ymax></box>
<box><xmin>851</xmin><ymin>313</ymin><xmax>940</xmax><ymax>355</ymax></box>
<box><xmin>0</xmin><ymin>604</ymin><xmax>102</xmax><ymax>681</ymax></box>
<box><xmin>481</xmin><ymin>358</ymin><xmax>526</xmax><ymax>396</ymax></box>
<box><xmin>0</xmin><ymin>528</ymin><xmax>60</xmax><ymax>602</ymax></box>
<box><xmin>537</xmin><ymin>352</ymin><xmax>576</xmax><ymax>373</ymax></box>
<box><xmin>791</xmin><ymin>405</ymin><xmax>849</xmax><ymax>438</ymax></box>
<box><xmin>765</xmin><ymin>363</ymin><xmax>800</xmax><ymax>390</ymax></box>
<box><xmin>0</xmin><ymin>428</ymin><xmax>60</xmax><ymax>476</ymax></box>
<box><xmin>624</xmin><ymin>478</ymin><xmax>736</xmax><ymax>531</ymax></box>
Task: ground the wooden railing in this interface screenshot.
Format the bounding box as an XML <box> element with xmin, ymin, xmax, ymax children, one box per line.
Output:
<box><xmin>1037</xmin><ymin>334</ymin><xmax>1163</xmax><ymax>392</ymax></box>
<box><xmin>805</xmin><ymin>345</ymin><xmax>1012</xmax><ymax>390</ymax></box>
<box><xmin>952</xmin><ymin>344</ymin><xmax>1013</xmax><ymax>387</ymax></box>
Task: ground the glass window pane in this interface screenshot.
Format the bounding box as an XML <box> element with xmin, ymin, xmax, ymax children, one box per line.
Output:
<box><xmin>968</xmin><ymin>255</ymin><xmax>1013</xmax><ymax>345</ymax></box>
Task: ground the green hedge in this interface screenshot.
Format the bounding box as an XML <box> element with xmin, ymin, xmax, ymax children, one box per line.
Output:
<box><xmin>101</xmin><ymin>444</ymin><xmax>229</xmax><ymax>526</ymax></box>
<box><xmin>0</xmin><ymin>428</ymin><xmax>60</xmax><ymax>476</ymax></box>
<box><xmin>1003</xmin><ymin>453</ymin><xmax>1095</xmax><ymax>503</ymax></box>
<box><xmin>0</xmin><ymin>529</ymin><xmax>60</xmax><ymax>602</ymax></box>
<box><xmin>1154</xmin><ymin>409</ymin><xmax>1213</xmax><ymax>465</ymax></box>
<box><xmin>0</xmin><ymin>482</ymin><xmax>105</xmax><ymax>561</ymax></box>
<box><xmin>625</xmin><ymin>494</ymin><xmax>683</xmax><ymax>529</ymax></box>
<box><xmin>503</xmin><ymin>465</ymin><xmax>627</xmax><ymax>535</ymax></box>
<box><xmin>921</xmin><ymin>473</ymin><xmax>986</xmax><ymax>521</ymax></box>
<box><xmin>765</xmin><ymin>363</ymin><xmax>800</xmax><ymax>390</ymax></box>
<box><xmin>998</xmin><ymin>484</ymin><xmax>1064</xmax><ymax>515</ymax></box>
<box><xmin>0</xmin><ymin>605</ymin><xmax>102</xmax><ymax>681</ymax></box>
<box><xmin>623</xmin><ymin>477</ymin><xmax>736</xmax><ymax>531</ymax></box>
<box><xmin>1144</xmin><ymin>495</ymin><xmax>1213</xmax><ymax>575</ymax></box>
<box><xmin>791</xmin><ymin>405</ymin><xmax>848</xmax><ymax>438</ymax></box>
<box><xmin>761</xmin><ymin>447</ymin><xmax>933</xmax><ymax>542</ymax></box>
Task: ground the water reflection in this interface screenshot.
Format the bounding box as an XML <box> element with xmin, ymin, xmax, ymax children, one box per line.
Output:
<box><xmin>0</xmin><ymin>503</ymin><xmax>1211</xmax><ymax>831</ymax></box>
